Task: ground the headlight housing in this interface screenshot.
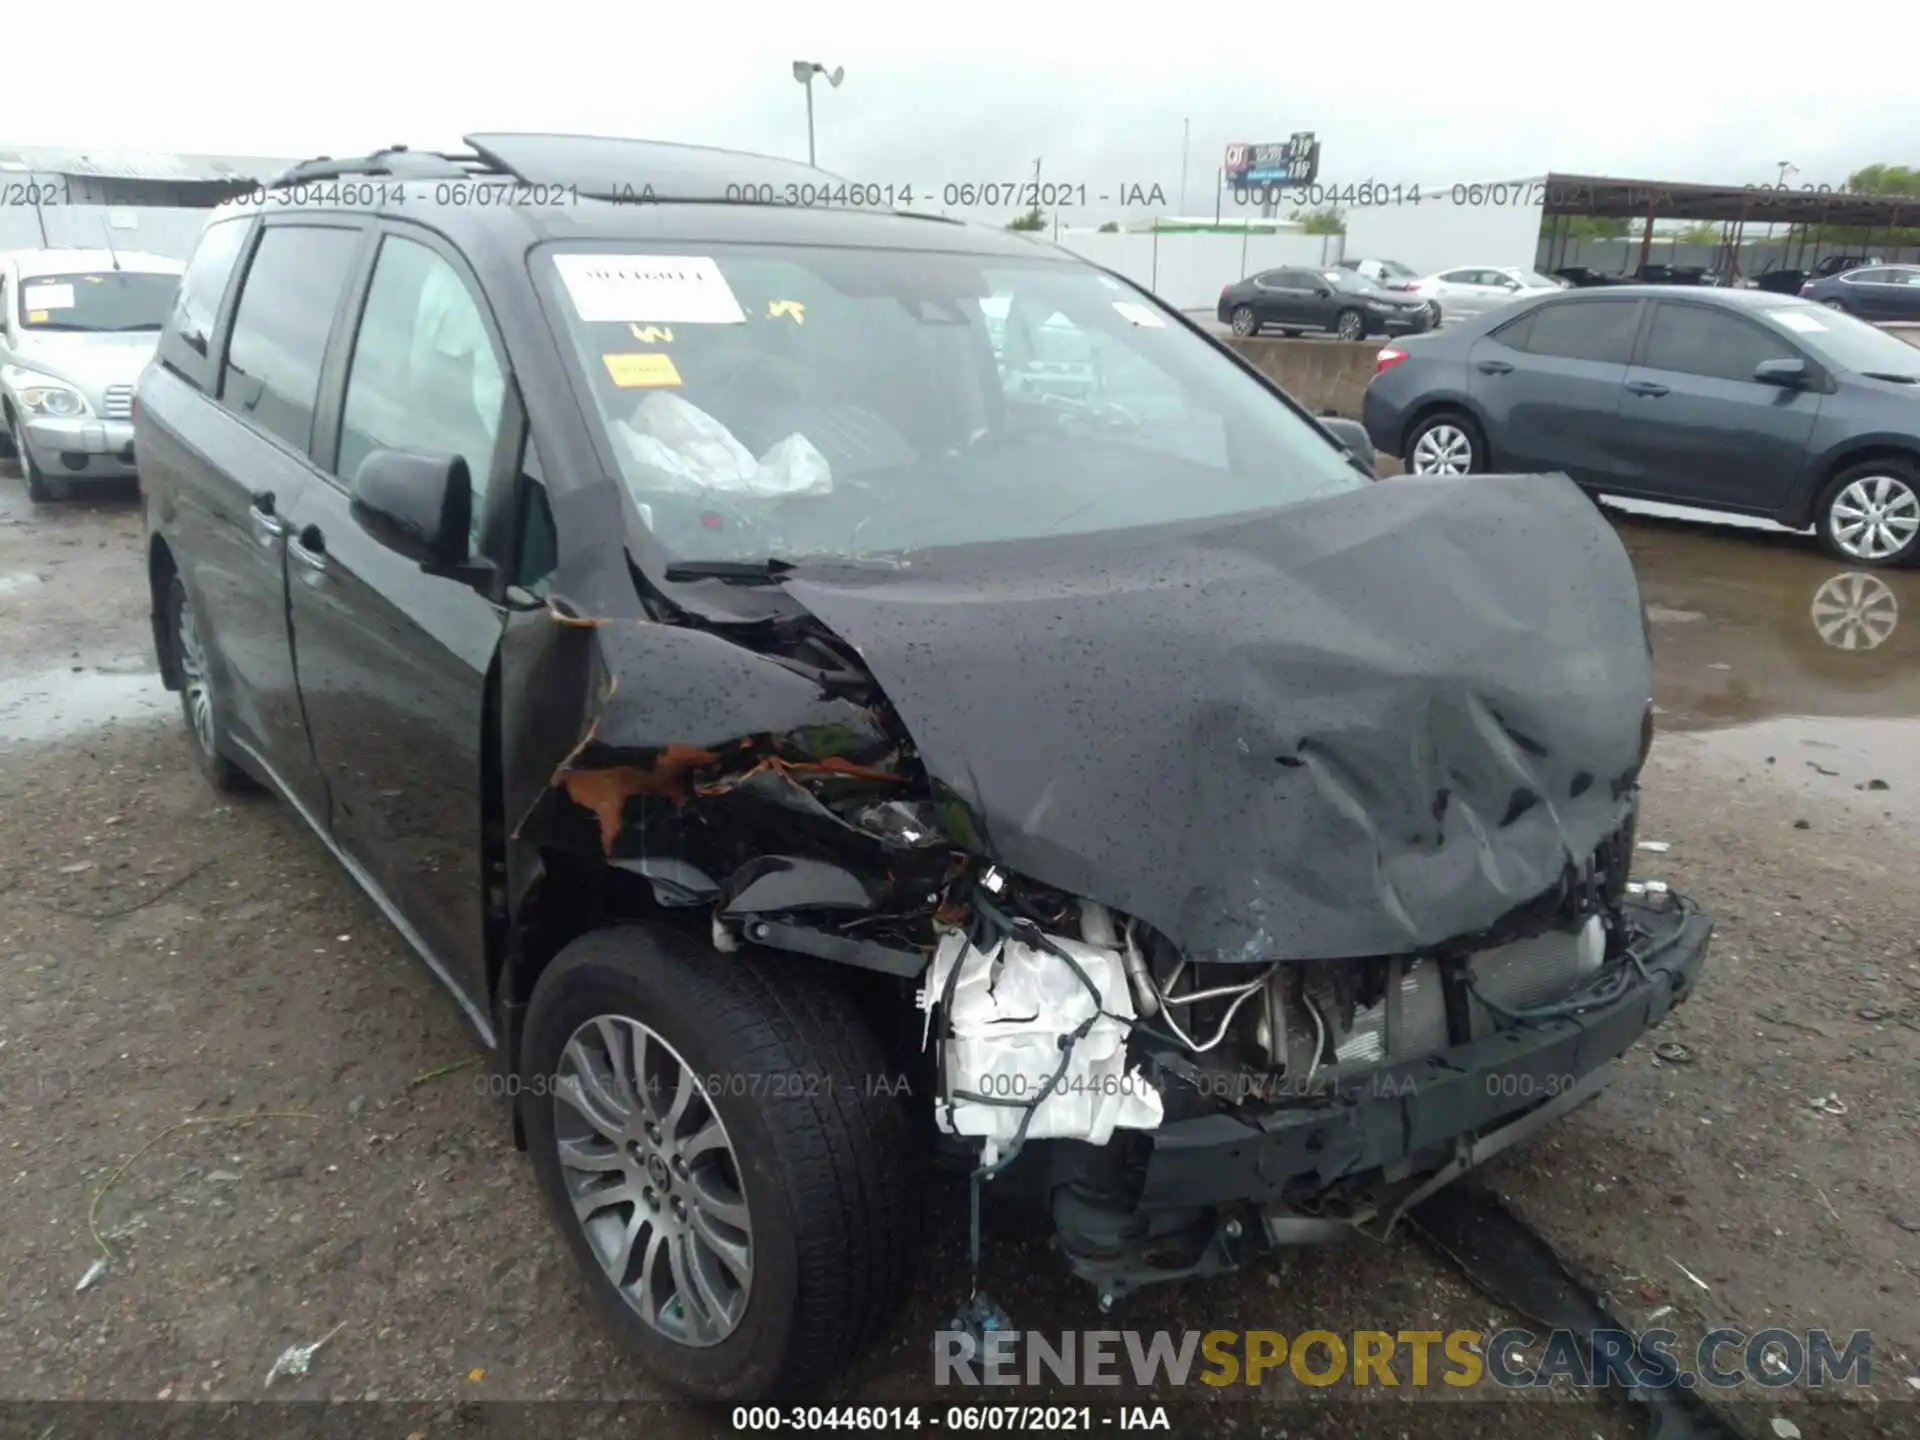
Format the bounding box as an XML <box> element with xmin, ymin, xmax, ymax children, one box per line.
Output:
<box><xmin>3</xmin><ymin>368</ymin><xmax>91</xmax><ymax>418</ymax></box>
<box><xmin>19</xmin><ymin>384</ymin><xmax>88</xmax><ymax>417</ymax></box>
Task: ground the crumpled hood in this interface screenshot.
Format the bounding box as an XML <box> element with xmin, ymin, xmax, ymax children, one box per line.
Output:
<box><xmin>784</xmin><ymin>472</ymin><xmax>1651</xmax><ymax>963</ymax></box>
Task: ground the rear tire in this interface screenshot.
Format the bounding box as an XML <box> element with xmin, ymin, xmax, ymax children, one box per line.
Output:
<box><xmin>522</xmin><ymin>927</ymin><xmax>920</xmax><ymax>1403</ymax></box>
<box><xmin>1814</xmin><ymin>458</ymin><xmax>1920</xmax><ymax>568</ymax></box>
<box><xmin>1230</xmin><ymin>305</ymin><xmax>1260</xmax><ymax>337</ymax></box>
<box><xmin>1403</xmin><ymin>410</ymin><xmax>1486</xmax><ymax>476</ymax></box>
<box><xmin>165</xmin><ymin>573</ymin><xmax>254</xmax><ymax>791</ymax></box>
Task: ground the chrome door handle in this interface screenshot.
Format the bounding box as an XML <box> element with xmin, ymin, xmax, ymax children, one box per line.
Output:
<box><xmin>248</xmin><ymin>505</ymin><xmax>288</xmax><ymax>541</ymax></box>
<box><xmin>247</xmin><ymin>488</ymin><xmax>287</xmax><ymax>541</ymax></box>
<box><xmin>290</xmin><ymin>527</ymin><xmax>328</xmax><ymax>574</ymax></box>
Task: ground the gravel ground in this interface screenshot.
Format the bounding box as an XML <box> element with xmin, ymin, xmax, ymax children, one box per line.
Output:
<box><xmin>0</xmin><ymin>470</ymin><xmax>1915</xmax><ymax>1437</ymax></box>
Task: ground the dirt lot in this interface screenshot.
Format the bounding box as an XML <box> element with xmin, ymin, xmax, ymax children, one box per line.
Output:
<box><xmin>1</xmin><ymin>470</ymin><xmax>1916</xmax><ymax>1437</ymax></box>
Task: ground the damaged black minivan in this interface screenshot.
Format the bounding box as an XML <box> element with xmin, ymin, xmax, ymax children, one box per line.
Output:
<box><xmin>136</xmin><ymin>134</ymin><xmax>1713</xmax><ymax>1403</ymax></box>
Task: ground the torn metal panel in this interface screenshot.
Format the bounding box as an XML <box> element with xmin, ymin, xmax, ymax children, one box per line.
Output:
<box><xmin>920</xmin><ymin>929</ymin><xmax>1165</xmax><ymax>1165</ymax></box>
<box><xmin>782</xmin><ymin>473</ymin><xmax>1653</xmax><ymax>963</ymax></box>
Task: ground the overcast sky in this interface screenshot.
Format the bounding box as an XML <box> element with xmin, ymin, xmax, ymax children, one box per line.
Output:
<box><xmin>13</xmin><ymin>2</ymin><xmax>1919</xmax><ymax>222</ymax></box>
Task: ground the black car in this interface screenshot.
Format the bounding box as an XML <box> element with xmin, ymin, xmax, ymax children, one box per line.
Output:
<box><xmin>1554</xmin><ymin>266</ymin><xmax>1621</xmax><ymax>288</ymax></box>
<box><xmin>1800</xmin><ymin>263</ymin><xmax>1920</xmax><ymax>322</ymax></box>
<box><xmin>1753</xmin><ymin>253</ymin><xmax>1879</xmax><ymax>295</ymax></box>
<box><xmin>1218</xmin><ymin>265</ymin><xmax>1435</xmax><ymax>340</ymax></box>
<box><xmin>1363</xmin><ymin>287</ymin><xmax>1920</xmax><ymax>566</ymax></box>
<box><xmin>137</xmin><ymin>133</ymin><xmax>1712</xmax><ymax>1403</ymax></box>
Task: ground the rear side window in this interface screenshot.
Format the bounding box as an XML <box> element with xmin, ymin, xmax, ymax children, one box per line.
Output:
<box><xmin>1513</xmin><ymin>300</ymin><xmax>1640</xmax><ymax>364</ymax></box>
<box><xmin>220</xmin><ymin>225</ymin><xmax>362</xmax><ymax>454</ymax></box>
<box><xmin>157</xmin><ymin>217</ymin><xmax>251</xmax><ymax>390</ymax></box>
<box><xmin>1641</xmin><ymin>304</ymin><xmax>1795</xmax><ymax>382</ymax></box>
<box><xmin>1847</xmin><ymin>268</ymin><xmax>1892</xmax><ymax>284</ymax></box>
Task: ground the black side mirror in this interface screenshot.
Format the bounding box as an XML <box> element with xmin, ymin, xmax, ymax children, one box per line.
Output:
<box><xmin>349</xmin><ymin>447</ymin><xmax>477</xmax><ymax>577</ymax></box>
<box><xmin>1319</xmin><ymin>414</ymin><xmax>1377</xmax><ymax>472</ymax></box>
<box><xmin>1753</xmin><ymin>357</ymin><xmax>1811</xmax><ymax>388</ymax></box>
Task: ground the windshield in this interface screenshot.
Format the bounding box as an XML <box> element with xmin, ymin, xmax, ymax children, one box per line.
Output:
<box><xmin>1377</xmin><ymin>259</ymin><xmax>1418</xmax><ymax>279</ymax></box>
<box><xmin>16</xmin><ymin>271</ymin><xmax>180</xmax><ymax>332</ymax></box>
<box><xmin>1323</xmin><ymin>270</ymin><xmax>1377</xmax><ymax>294</ymax></box>
<box><xmin>539</xmin><ymin>243</ymin><xmax>1364</xmax><ymax>563</ymax></box>
<box><xmin>1761</xmin><ymin>300</ymin><xmax>1920</xmax><ymax>378</ymax></box>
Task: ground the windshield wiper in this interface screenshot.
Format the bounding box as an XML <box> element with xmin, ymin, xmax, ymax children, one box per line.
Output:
<box><xmin>662</xmin><ymin>557</ymin><xmax>796</xmax><ymax>586</ymax></box>
<box><xmin>1859</xmin><ymin>371</ymin><xmax>1919</xmax><ymax>384</ymax></box>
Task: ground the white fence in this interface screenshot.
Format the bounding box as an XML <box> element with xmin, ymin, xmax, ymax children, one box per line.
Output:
<box><xmin>1052</xmin><ymin>231</ymin><xmax>1346</xmax><ymax>310</ymax></box>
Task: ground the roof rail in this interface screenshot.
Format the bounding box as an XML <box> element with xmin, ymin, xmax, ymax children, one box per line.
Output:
<box><xmin>265</xmin><ymin>145</ymin><xmax>507</xmax><ymax>188</ymax></box>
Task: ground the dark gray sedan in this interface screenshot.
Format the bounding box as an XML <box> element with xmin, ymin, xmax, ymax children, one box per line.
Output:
<box><xmin>1361</xmin><ymin>287</ymin><xmax>1920</xmax><ymax>567</ymax></box>
<box><xmin>1218</xmin><ymin>265</ymin><xmax>1435</xmax><ymax>340</ymax></box>
<box><xmin>1800</xmin><ymin>264</ymin><xmax>1920</xmax><ymax>323</ymax></box>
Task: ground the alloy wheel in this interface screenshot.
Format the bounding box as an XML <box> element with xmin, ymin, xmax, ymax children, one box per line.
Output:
<box><xmin>1336</xmin><ymin>311</ymin><xmax>1363</xmax><ymax>340</ymax></box>
<box><xmin>175</xmin><ymin>594</ymin><xmax>216</xmax><ymax>757</ymax></box>
<box><xmin>1231</xmin><ymin>307</ymin><xmax>1256</xmax><ymax>337</ymax></box>
<box><xmin>1410</xmin><ymin>423</ymin><xmax>1474</xmax><ymax>475</ymax></box>
<box><xmin>1809</xmin><ymin>572</ymin><xmax>1899</xmax><ymax>652</ymax></box>
<box><xmin>1828</xmin><ymin>474</ymin><xmax>1920</xmax><ymax>562</ymax></box>
<box><xmin>553</xmin><ymin>1015</ymin><xmax>754</xmax><ymax>1348</ymax></box>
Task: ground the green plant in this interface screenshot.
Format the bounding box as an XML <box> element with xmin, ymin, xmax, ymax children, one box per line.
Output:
<box><xmin>1289</xmin><ymin>207</ymin><xmax>1346</xmax><ymax>236</ymax></box>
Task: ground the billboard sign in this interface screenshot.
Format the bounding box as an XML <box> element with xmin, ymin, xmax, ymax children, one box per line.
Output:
<box><xmin>1223</xmin><ymin>133</ymin><xmax>1320</xmax><ymax>186</ymax></box>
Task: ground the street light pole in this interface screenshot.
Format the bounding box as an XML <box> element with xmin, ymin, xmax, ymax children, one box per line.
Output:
<box><xmin>1180</xmin><ymin>118</ymin><xmax>1190</xmax><ymax>216</ymax></box>
<box><xmin>791</xmin><ymin>61</ymin><xmax>845</xmax><ymax>167</ymax></box>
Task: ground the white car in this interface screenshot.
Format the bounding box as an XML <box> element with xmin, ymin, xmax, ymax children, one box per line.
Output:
<box><xmin>1403</xmin><ymin>266</ymin><xmax>1566</xmax><ymax>322</ymax></box>
<box><xmin>1339</xmin><ymin>257</ymin><xmax>1422</xmax><ymax>290</ymax></box>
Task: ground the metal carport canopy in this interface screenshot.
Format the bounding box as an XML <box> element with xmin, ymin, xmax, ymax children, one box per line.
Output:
<box><xmin>1542</xmin><ymin>171</ymin><xmax>1918</xmax><ymax>227</ymax></box>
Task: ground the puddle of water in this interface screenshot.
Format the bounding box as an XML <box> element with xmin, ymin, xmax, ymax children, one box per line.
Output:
<box><xmin>0</xmin><ymin>667</ymin><xmax>171</xmax><ymax>744</ymax></box>
<box><xmin>1617</xmin><ymin>512</ymin><xmax>1920</xmax><ymax>732</ymax></box>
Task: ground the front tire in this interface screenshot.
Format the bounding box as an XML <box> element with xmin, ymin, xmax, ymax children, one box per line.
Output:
<box><xmin>165</xmin><ymin>574</ymin><xmax>253</xmax><ymax>791</ymax></box>
<box><xmin>12</xmin><ymin>418</ymin><xmax>65</xmax><ymax>502</ymax></box>
<box><xmin>1815</xmin><ymin>459</ymin><xmax>1920</xmax><ymax>568</ymax></box>
<box><xmin>1230</xmin><ymin>305</ymin><xmax>1260</xmax><ymax>337</ymax></box>
<box><xmin>522</xmin><ymin>927</ymin><xmax>920</xmax><ymax>1403</ymax></box>
<box><xmin>1335</xmin><ymin>308</ymin><xmax>1365</xmax><ymax>341</ymax></box>
<box><xmin>1404</xmin><ymin>410</ymin><xmax>1485</xmax><ymax>476</ymax></box>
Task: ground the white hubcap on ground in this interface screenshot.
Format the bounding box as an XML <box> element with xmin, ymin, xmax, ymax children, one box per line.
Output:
<box><xmin>1829</xmin><ymin>475</ymin><xmax>1920</xmax><ymax>562</ymax></box>
<box><xmin>1809</xmin><ymin>572</ymin><xmax>1899</xmax><ymax>651</ymax></box>
<box><xmin>1411</xmin><ymin>424</ymin><xmax>1473</xmax><ymax>475</ymax></box>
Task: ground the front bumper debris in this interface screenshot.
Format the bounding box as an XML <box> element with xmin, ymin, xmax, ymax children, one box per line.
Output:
<box><xmin>1137</xmin><ymin>892</ymin><xmax>1711</xmax><ymax>1212</ymax></box>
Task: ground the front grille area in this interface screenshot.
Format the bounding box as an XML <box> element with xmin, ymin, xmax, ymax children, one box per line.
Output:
<box><xmin>1281</xmin><ymin>915</ymin><xmax>1608</xmax><ymax>1075</ymax></box>
<box><xmin>102</xmin><ymin>384</ymin><xmax>134</xmax><ymax>420</ymax></box>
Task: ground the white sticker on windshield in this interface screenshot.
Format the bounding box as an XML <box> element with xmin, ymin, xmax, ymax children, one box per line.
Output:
<box><xmin>1112</xmin><ymin>301</ymin><xmax>1166</xmax><ymax>328</ymax></box>
<box><xmin>1773</xmin><ymin>310</ymin><xmax>1828</xmax><ymax>333</ymax></box>
<box><xmin>1097</xmin><ymin>275</ymin><xmax>1122</xmax><ymax>291</ymax></box>
<box><xmin>23</xmin><ymin>282</ymin><xmax>75</xmax><ymax>311</ymax></box>
<box><xmin>553</xmin><ymin>254</ymin><xmax>746</xmax><ymax>325</ymax></box>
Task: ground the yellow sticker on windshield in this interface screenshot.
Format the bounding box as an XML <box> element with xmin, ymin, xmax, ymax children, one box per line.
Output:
<box><xmin>628</xmin><ymin>324</ymin><xmax>674</xmax><ymax>344</ymax></box>
<box><xmin>767</xmin><ymin>300</ymin><xmax>805</xmax><ymax>325</ymax></box>
<box><xmin>26</xmin><ymin>310</ymin><xmax>48</xmax><ymax>324</ymax></box>
<box><xmin>603</xmin><ymin>352</ymin><xmax>682</xmax><ymax>388</ymax></box>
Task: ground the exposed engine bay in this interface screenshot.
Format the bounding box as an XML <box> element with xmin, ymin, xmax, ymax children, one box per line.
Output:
<box><xmin>505</xmin><ymin>470</ymin><xmax>1712</xmax><ymax>1304</ymax></box>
